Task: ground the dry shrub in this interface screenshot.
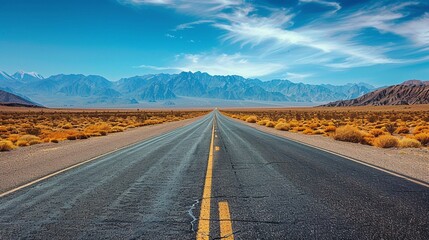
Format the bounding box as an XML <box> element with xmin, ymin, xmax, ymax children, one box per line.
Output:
<box><xmin>277</xmin><ymin>118</ymin><xmax>286</xmax><ymax>123</ymax></box>
<box><xmin>373</xmin><ymin>135</ymin><xmax>399</xmax><ymax>148</ymax></box>
<box><xmin>313</xmin><ymin>129</ymin><xmax>325</xmax><ymax>135</ymax></box>
<box><xmin>84</xmin><ymin>123</ymin><xmax>111</xmax><ymax>135</ymax></box>
<box><xmin>62</xmin><ymin>123</ymin><xmax>73</xmax><ymax>129</ymax></box>
<box><xmin>246</xmin><ymin>116</ymin><xmax>258</xmax><ymax>123</ymax></box>
<box><xmin>26</xmin><ymin>127</ymin><xmax>41</xmax><ymax>136</ymax></box>
<box><xmin>324</xmin><ymin>125</ymin><xmax>336</xmax><ymax>132</ymax></box>
<box><xmin>289</xmin><ymin>120</ymin><xmax>299</xmax><ymax>128</ymax></box>
<box><xmin>275</xmin><ymin>122</ymin><xmax>290</xmax><ymax>131</ymax></box>
<box><xmin>257</xmin><ymin>120</ymin><xmax>268</xmax><ymax>126</ymax></box>
<box><xmin>295</xmin><ymin>126</ymin><xmax>306</xmax><ymax>131</ymax></box>
<box><xmin>77</xmin><ymin>133</ymin><xmax>88</xmax><ymax>139</ymax></box>
<box><xmin>143</xmin><ymin>119</ymin><xmax>160</xmax><ymax>125</ymax></box>
<box><xmin>7</xmin><ymin>134</ymin><xmax>20</xmax><ymax>143</ymax></box>
<box><xmin>17</xmin><ymin>135</ymin><xmax>41</xmax><ymax>146</ymax></box>
<box><xmin>303</xmin><ymin>128</ymin><xmax>314</xmax><ymax>134</ymax></box>
<box><xmin>67</xmin><ymin>135</ymin><xmax>77</xmax><ymax>140</ymax></box>
<box><xmin>308</xmin><ymin>123</ymin><xmax>320</xmax><ymax>130</ymax></box>
<box><xmin>399</xmin><ymin>138</ymin><xmax>422</xmax><ymax>148</ymax></box>
<box><xmin>46</xmin><ymin>131</ymin><xmax>70</xmax><ymax>141</ymax></box>
<box><xmin>384</xmin><ymin>123</ymin><xmax>397</xmax><ymax>135</ymax></box>
<box><xmin>334</xmin><ymin>126</ymin><xmax>364</xmax><ymax>143</ymax></box>
<box><xmin>265</xmin><ymin>121</ymin><xmax>276</xmax><ymax>128</ymax></box>
<box><xmin>413</xmin><ymin>126</ymin><xmax>429</xmax><ymax>134</ymax></box>
<box><xmin>0</xmin><ymin>140</ymin><xmax>16</xmax><ymax>151</ymax></box>
<box><xmin>414</xmin><ymin>133</ymin><xmax>429</xmax><ymax>146</ymax></box>
<box><xmin>370</xmin><ymin>129</ymin><xmax>385</xmax><ymax>137</ymax></box>
<box><xmin>111</xmin><ymin>126</ymin><xmax>125</xmax><ymax>132</ymax></box>
<box><xmin>395</xmin><ymin>126</ymin><xmax>409</xmax><ymax>134</ymax></box>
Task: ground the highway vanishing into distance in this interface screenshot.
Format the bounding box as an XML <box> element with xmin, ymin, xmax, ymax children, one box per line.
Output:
<box><xmin>1</xmin><ymin>111</ymin><xmax>428</xmax><ymax>239</ymax></box>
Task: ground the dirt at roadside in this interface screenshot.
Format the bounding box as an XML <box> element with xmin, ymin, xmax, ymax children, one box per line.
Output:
<box><xmin>231</xmin><ymin>117</ymin><xmax>429</xmax><ymax>184</ymax></box>
<box><xmin>0</xmin><ymin>116</ymin><xmax>203</xmax><ymax>193</ymax></box>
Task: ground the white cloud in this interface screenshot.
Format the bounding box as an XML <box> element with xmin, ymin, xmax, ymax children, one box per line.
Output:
<box><xmin>137</xmin><ymin>53</ymin><xmax>284</xmax><ymax>78</ymax></box>
<box><xmin>135</xmin><ymin>65</ymin><xmax>178</xmax><ymax>71</ymax></box>
<box><xmin>214</xmin><ymin>7</ymin><xmax>394</xmax><ymax>68</ymax></box>
<box><xmin>389</xmin><ymin>13</ymin><xmax>429</xmax><ymax>46</ymax></box>
<box><xmin>122</xmin><ymin>0</ymin><xmax>429</xmax><ymax>76</ymax></box>
<box><xmin>165</xmin><ymin>33</ymin><xmax>176</xmax><ymax>38</ymax></box>
<box><xmin>299</xmin><ymin>0</ymin><xmax>341</xmax><ymax>13</ymax></box>
<box><xmin>120</xmin><ymin>0</ymin><xmax>172</xmax><ymax>5</ymax></box>
<box><xmin>284</xmin><ymin>72</ymin><xmax>313</xmax><ymax>80</ymax></box>
<box><xmin>175</xmin><ymin>20</ymin><xmax>214</xmax><ymax>30</ymax></box>
<box><xmin>119</xmin><ymin>0</ymin><xmax>242</xmax><ymax>13</ymax></box>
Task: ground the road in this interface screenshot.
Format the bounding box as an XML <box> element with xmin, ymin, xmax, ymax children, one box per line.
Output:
<box><xmin>1</xmin><ymin>111</ymin><xmax>428</xmax><ymax>239</ymax></box>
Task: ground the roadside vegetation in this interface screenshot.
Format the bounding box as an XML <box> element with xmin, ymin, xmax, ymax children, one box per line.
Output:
<box><xmin>0</xmin><ymin>109</ymin><xmax>207</xmax><ymax>151</ymax></box>
<box><xmin>222</xmin><ymin>105</ymin><xmax>429</xmax><ymax>149</ymax></box>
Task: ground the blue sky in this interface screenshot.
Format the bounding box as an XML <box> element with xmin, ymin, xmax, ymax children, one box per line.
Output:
<box><xmin>0</xmin><ymin>0</ymin><xmax>428</xmax><ymax>86</ymax></box>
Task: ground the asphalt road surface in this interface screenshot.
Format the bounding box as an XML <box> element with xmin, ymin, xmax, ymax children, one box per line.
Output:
<box><xmin>1</xmin><ymin>111</ymin><xmax>428</xmax><ymax>239</ymax></box>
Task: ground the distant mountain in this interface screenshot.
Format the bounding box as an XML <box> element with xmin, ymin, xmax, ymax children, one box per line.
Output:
<box><xmin>117</xmin><ymin>71</ymin><xmax>373</xmax><ymax>102</ymax></box>
<box><xmin>165</xmin><ymin>71</ymin><xmax>289</xmax><ymax>101</ymax></box>
<box><xmin>0</xmin><ymin>71</ymin><xmax>14</xmax><ymax>81</ymax></box>
<box><xmin>323</xmin><ymin>80</ymin><xmax>429</xmax><ymax>106</ymax></box>
<box><xmin>0</xmin><ymin>89</ymin><xmax>42</xmax><ymax>107</ymax></box>
<box><xmin>14</xmin><ymin>74</ymin><xmax>135</xmax><ymax>105</ymax></box>
<box><xmin>0</xmin><ymin>70</ymin><xmax>375</xmax><ymax>107</ymax></box>
<box><xmin>13</xmin><ymin>71</ymin><xmax>44</xmax><ymax>82</ymax></box>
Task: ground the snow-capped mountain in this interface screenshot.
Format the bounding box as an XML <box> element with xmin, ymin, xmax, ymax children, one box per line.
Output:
<box><xmin>13</xmin><ymin>71</ymin><xmax>44</xmax><ymax>82</ymax></box>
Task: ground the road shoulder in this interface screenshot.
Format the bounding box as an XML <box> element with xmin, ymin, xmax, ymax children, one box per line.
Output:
<box><xmin>227</xmin><ymin>116</ymin><xmax>429</xmax><ymax>184</ymax></box>
<box><xmin>0</xmin><ymin>116</ymin><xmax>204</xmax><ymax>193</ymax></box>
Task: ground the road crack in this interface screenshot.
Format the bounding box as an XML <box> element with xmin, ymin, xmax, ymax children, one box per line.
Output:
<box><xmin>187</xmin><ymin>199</ymin><xmax>200</xmax><ymax>232</ymax></box>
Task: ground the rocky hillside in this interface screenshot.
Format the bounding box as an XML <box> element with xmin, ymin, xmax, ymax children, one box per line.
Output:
<box><xmin>0</xmin><ymin>90</ymin><xmax>42</xmax><ymax>107</ymax></box>
<box><xmin>323</xmin><ymin>80</ymin><xmax>429</xmax><ymax>106</ymax></box>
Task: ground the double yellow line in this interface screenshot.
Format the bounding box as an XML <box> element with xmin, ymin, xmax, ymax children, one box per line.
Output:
<box><xmin>197</xmin><ymin>117</ymin><xmax>234</xmax><ymax>240</ymax></box>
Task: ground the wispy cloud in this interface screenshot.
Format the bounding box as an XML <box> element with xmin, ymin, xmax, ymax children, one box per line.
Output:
<box><xmin>165</xmin><ymin>33</ymin><xmax>176</xmax><ymax>38</ymax></box>
<box><xmin>134</xmin><ymin>64</ymin><xmax>178</xmax><ymax>71</ymax></box>
<box><xmin>120</xmin><ymin>0</ymin><xmax>429</xmax><ymax>77</ymax></box>
<box><xmin>299</xmin><ymin>0</ymin><xmax>341</xmax><ymax>13</ymax></box>
<box><xmin>214</xmin><ymin>6</ymin><xmax>394</xmax><ymax>68</ymax></box>
<box><xmin>137</xmin><ymin>53</ymin><xmax>284</xmax><ymax>78</ymax></box>
<box><xmin>119</xmin><ymin>0</ymin><xmax>242</xmax><ymax>13</ymax></box>
<box><xmin>120</xmin><ymin>0</ymin><xmax>172</xmax><ymax>5</ymax></box>
<box><xmin>175</xmin><ymin>20</ymin><xmax>214</xmax><ymax>31</ymax></box>
<box><xmin>284</xmin><ymin>72</ymin><xmax>313</xmax><ymax>81</ymax></box>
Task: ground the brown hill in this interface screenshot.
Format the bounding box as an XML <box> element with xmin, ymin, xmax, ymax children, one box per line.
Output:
<box><xmin>323</xmin><ymin>80</ymin><xmax>429</xmax><ymax>107</ymax></box>
<box><xmin>0</xmin><ymin>90</ymin><xmax>42</xmax><ymax>107</ymax></box>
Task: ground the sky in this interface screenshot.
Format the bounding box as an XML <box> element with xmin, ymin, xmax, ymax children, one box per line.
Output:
<box><xmin>0</xmin><ymin>0</ymin><xmax>428</xmax><ymax>86</ymax></box>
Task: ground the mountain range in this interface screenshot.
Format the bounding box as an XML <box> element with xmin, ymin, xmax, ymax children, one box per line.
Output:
<box><xmin>0</xmin><ymin>70</ymin><xmax>375</xmax><ymax>107</ymax></box>
<box><xmin>323</xmin><ymin>80</ymin><xmax>429</xmax><ymax>106</ymax></box>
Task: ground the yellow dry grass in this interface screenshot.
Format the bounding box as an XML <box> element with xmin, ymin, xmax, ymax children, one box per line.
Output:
<box><xmin>0</xmin><ymin>140</ymin><xmax>15</xmax><ymax>151</ymax></box>
<box><xmin>222</xmin><ymin>105</ymin><xmax>429</xmax><ymax>149</ymax></box>
<box><xmin>334</xmin><ymin>126</ymin><xmax>364</xmax><ymax>143</ymax></box>
<box><xmin>399</xmin><ymin>138</ymin><xmax>422</xmax><ymax>148</ymax></box>
<box><xmin>0</xmin><ymin>109</ymin><xmax>208</xmax><ymax>151</ymax></box>
<box><xmin>373</xmin><ymin>135</ymin><xmax>399</xmax><ymax>148</ymax></box>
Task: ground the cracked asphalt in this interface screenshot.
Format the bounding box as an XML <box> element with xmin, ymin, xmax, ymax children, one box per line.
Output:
<box><xmin>1</xmin><ymin>110</ymin><xmax>428</xmax><ymax>239</ymax></box>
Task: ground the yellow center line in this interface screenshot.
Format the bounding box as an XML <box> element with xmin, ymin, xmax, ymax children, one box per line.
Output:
<box><xmin>219</xmin><ymin>201</ymin><xmax>235</xmax><ymax>240</ymax></box>
<box><xmin>197</xmin><ymin>117</ymin><xmax>216</xmax><ymax>240</ymax></box>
